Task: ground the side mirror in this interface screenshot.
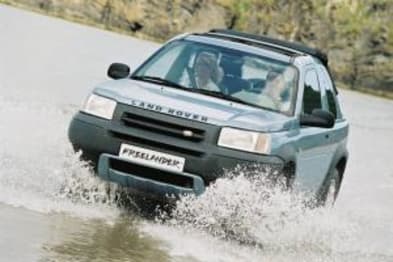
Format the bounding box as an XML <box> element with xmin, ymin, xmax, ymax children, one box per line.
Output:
<box><xmin>107</xmin><ymin>63</ymin><xmax>130</xmax><ymax>79</ymax></box>
<box><xmin>300</xmin><ymin>109</ymin><xmax>335</xmax><ymax>128</ymax></box>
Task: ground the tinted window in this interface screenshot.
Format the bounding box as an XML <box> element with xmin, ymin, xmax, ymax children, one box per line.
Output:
<box><xmin>303</xmin><ymin>70</ymin><xmax>322</xmax><ymax>114</ymax></box>
<box><xmin>318</xmin><ymin>66</ymin><xmax>337</xmax><ymax>118</ymax></box>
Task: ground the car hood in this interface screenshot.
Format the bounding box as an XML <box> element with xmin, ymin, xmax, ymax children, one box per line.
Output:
<box><xmin>94</xmin><ymin>79</ymin><xmax>295</xmax><ymax>132</ymax></box>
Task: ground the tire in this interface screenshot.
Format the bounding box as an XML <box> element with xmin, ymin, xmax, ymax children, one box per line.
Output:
<box><xmin>282</xmin><ymin>162</ymin><xmax>296</xmax><ymax>189</ymax></box>
<box><xmin>318</xmin><ymin>167</ymin><xmax>343</xmax><ymax>207</ymax></box>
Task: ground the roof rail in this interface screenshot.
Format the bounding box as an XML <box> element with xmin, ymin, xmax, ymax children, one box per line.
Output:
<box><xmin>207</xmin><ymin>29</ymin><xmax>328</xmax><ymax>66</ymax></box>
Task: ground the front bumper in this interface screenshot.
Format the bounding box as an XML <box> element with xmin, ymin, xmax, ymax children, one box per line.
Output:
<box><xmin>98</xmin><ymin>154</ymin><xmax>205</xmax><ymax>196</ymax></box>
<box><xmin>69</xmin><ymin>109</ymin><xmax>284</xmax><ymax>196</ymax></box>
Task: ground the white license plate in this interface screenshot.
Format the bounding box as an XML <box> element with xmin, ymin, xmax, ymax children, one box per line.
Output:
<box><xmin>118</xmin><ymin>144</ymin><xmax>185</xmax><ymax>172</ymax></box>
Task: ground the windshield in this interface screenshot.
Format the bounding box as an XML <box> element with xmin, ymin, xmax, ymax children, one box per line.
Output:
<box><xmin>132</xmin><ymin>39</ymin><xmax>298</xmax><ymax>115</ymax></box>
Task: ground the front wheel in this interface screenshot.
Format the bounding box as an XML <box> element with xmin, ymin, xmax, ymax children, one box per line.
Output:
<box><xmin>318</xmin><ymin>168</ymin><xmax>342</xmax><ymax>207</ymax></box>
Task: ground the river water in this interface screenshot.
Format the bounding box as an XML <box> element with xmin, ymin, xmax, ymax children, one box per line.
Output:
<box><xmin>1</xmin><ymin>4</ymin><xmax>392</xmax><ymax>262</ymax></box>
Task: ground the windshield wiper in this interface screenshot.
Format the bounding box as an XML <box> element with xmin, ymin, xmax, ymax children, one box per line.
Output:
<box><xmin>191</xmin><ymin>89</ymin><xmax>278</xmax><ymax>112</ymax></box>
<box><xmin>131</xmin><ymin>75</ymin><xmax>189</xmax><ymax>90</ymax></box>
<box><xmin>189</xmin><ymin>88</ymin><xmax>262</xmax><ymax>108</ymax></box>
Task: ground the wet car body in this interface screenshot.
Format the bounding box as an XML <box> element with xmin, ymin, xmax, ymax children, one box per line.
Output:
<box><xmin>69</xmin><ymin>29</ymin><xmax>349</xmax><ymax>204</ymax></box>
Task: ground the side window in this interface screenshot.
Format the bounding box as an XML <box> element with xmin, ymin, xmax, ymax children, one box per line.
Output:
<box><xmin>303</xmin><ymin>70</ymin><xmax>322</xmax><ymax>114</ymax></box>
<box><xmin>319</xmin><ymin>66</ymin><xmax>338</xmax><ymax>118</ymax></box>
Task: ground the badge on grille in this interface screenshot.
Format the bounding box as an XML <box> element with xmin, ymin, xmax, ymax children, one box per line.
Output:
<box><xmin>183</xmin><ymin>130</ymin><xmax>194</xmax><ymax>137</ymax></box>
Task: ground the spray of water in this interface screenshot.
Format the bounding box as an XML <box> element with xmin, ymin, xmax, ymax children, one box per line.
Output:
<box><xmin>150</xmin><ymin>166</ymin><xmax>365</xmax><ymax>261</ymax></box>
<box><xmin>0</xmin><ymin>95</ymin><xmax>122</xmax><ymax>218</ymax></box>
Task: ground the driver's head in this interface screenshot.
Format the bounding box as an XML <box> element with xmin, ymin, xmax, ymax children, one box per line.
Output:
<box><xmin>265</xmin><ymin>70</ymin><xmax>285</xmax><ymax>96</ymax></box>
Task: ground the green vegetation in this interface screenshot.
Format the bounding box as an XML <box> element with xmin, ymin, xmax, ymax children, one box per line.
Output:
<box><xmin>216</xmin><ymin>0</ymin><xmax>393</xmax><ymax>96</ymax></box>
<box><xmin>1</xmin><ymin>0</ymin><xmax>392</xmax><ymax>98</ymax></box>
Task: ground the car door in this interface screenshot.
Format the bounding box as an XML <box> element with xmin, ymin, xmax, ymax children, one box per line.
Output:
<box><xmin>317</xmin><ymin>64</ymin><xmax>349</xmax><ymax>165</ymax></box>
<box><xmin>293</xmin><ymin>66</ymin><xmax>337</xmax><ymax>195</ymax></box>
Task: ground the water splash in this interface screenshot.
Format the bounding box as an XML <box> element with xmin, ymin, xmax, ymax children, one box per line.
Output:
<box><xmin>0</xmin><ymin>96</ymin><xmax>120</xmax><ymax>219</ymax></box>
<box><xmin>152</xmin><ymin>166</ymin><xmax>364</xmax><ymax>261</ymax></box>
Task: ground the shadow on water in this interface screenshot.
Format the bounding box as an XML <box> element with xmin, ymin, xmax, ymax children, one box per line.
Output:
<box><xmin>41</xmin><ymin>215</ymin><xmax>171</xmax><ymax>262</ymax></box>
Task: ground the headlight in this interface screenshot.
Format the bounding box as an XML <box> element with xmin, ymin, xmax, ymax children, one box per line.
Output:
<box><xmin>82</xmin><ymin>93</ymin><xmax>117</xmax><ymax>120</ymax></box>
<box><xmin>217</xmin><ymin>127</ymin><xmax>271</xmax><ymax>154</ymax></box>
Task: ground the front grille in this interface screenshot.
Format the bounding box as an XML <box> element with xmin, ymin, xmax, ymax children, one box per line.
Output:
<box><xmin>110</xmin><ymin>158</ymin><xmax>194</xmax><ymax>188</ymax></box>
<box><xmin>109</xmin><ymin>104</ymin><xmax>220</xmax><ymax>164</ymax></box>
<box><xmin>121</xmin><ymin>112</ymin><xmax>206</xmax><ymax>142</ymax></box>
<box><xmin>110</xmin><ymin>131</ymin><xmax>205</xmax><ymax>157</ymax></box>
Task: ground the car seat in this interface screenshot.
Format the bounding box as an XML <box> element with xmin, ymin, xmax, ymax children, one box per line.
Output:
<box><xmin>219</xmin><ymin>56</ymin><xmax>250</xmax><ymax>94</ymax></box>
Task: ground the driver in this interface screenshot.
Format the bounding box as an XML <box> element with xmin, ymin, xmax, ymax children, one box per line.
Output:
<box><xmin>262</xmin><ymin>68</ymin><xmax>295</xmax><ymax>111</ymax></box>
<box><xmin>263</xmin><ymin>71</ymin><xmax>284</xmax><ymax>101</ymax></box>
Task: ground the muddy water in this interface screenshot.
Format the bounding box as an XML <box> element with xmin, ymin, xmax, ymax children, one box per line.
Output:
<box><xmin>1</xmin><ymin>4</ymin><xmax>393</xmax><ymax>262</ymax></box>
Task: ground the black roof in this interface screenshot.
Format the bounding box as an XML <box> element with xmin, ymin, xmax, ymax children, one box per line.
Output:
<box><xmin>205</xmin><ymin>29</ymin><xmax>328</xmax><ymax>67</ymax></box>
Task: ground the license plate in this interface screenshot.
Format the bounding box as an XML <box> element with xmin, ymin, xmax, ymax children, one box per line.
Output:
<box><xmin>118</xmin><ymin>144</ymin><xmax>185</xmax><ymax>172</ymax></box>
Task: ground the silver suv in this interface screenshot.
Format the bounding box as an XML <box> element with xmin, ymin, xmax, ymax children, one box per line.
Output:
<box><xmin>68</xmin><ymin>29</ymin><xmax>348</xmax><ymax>205</ymax></box>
